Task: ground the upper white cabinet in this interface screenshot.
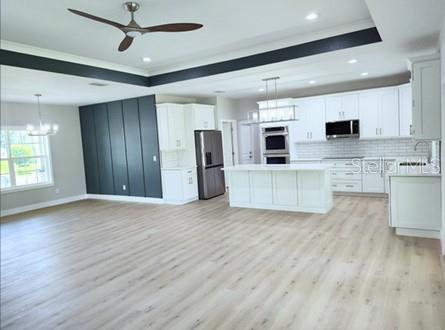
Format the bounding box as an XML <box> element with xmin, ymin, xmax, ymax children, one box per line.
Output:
<box><xmin>184</xmin><ymin>104</ymin><xmax>215</xmax><ymax>130</ymax></box>
<box><xmin>325</xmin><ymin>94</ymin><xmax>359</xmax><ymax>122</ymax></box>
<box><xmin>398</xmin><ymin>84</ymin><xmax>413</xmax><ymax>137</ymax></box>
<box><xmin>410</xmin><ymin>55</ymin><xmax>441</xmax><ymax>140</ymax></box>
<box><xmin>156</xmin><ymin>103</ymin><xmax>186</xmax><ymax>151</ymax></box>
<box><xmin>294</xmin><ymin>97</ymin><xmax>326</xmax><ymax>142</ymax></box>
<box><xmin>359</xmin><ymin>88</ymin><xmax>399</xmax><ymax>139</ymax></box>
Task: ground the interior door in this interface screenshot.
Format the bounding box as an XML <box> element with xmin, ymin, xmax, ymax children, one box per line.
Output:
<box><xmin>222</xmin><ymin>122</ymin><xmax>235</xmax><ymax>166</ymax></box>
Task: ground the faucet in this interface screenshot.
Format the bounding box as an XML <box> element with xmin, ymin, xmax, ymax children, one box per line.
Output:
<box><xmin>414</xmin><ymin>141</ymin><xmax>431</xmax><ymax>164</ymax></box>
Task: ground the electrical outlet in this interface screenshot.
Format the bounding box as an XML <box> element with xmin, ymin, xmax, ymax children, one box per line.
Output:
<box><xmin>122</xmin><ymin>185</ymin><xmax>127</xmax><ymax>191</ymax></box>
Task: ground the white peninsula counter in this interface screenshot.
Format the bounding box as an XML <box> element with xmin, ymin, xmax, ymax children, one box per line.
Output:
<box><xmin>223</xmin><ymin>164</ymin><xmax>333</xmax><ymax>214</ymax></box>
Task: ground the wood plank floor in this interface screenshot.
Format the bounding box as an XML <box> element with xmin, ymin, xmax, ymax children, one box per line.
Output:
<box><xmin>1</xmin><ymin>195</ymin><xmax>444</xmax><ymax>330</ymax></box>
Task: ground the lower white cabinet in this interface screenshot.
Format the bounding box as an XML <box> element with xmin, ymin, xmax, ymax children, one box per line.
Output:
<box><xmin>161</xmin><ymin>168</ymin><xmax>198</xmax><ymax>204</ymax></box>
<box><xmin>362</xmin><ymin>160</ymin><xmax>385</xmax><ymax>193</ymax></box>
<box><xmin>389</xmin><ymin>175</ymin><xmax>441</xmax><ymax>238</ymax></box>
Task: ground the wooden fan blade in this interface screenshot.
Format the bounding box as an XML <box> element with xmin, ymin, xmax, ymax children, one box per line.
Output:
<box><xmin>142</xmin><ymin>23</ymin><xmax>203</xmax><ymax>33</ymax></box>
<box><xmin>118</xmin><ymin>36</ymin><xmax>134</xmax><ymax>52</ymax></box>
<box><xmin>68</xmin><ymin>8</ymin><xmax>124</xmax><ymax>29</ymax></box>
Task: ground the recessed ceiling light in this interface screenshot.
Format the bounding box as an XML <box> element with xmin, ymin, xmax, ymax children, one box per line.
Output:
<box><xmin>142</xmin><ymin>57</ymin><xmax>152</xmax><ymax>63</ymax></box>
<box><xmin>348</xmin><ymin>59</ymin><xmax>358</xmax><ymax>64</ymax></box>
<box><xmin>361</xmin><ymin>72</ymin><xmax>369</xmax><ymax>76</ymax></box>
<box><xmin>309</xmin><ymin>80</ymin><xmax>316</xmax><ymax>85</ymax></box>
<box><xmin>259</xmin><ymin>88</ymin><xmax>265</xmax><ymax>92</ymax></box>
<box><xmin>305</xmin><ymin>12</ymin><xmax>319</xmax><ymax>20</ymax></box>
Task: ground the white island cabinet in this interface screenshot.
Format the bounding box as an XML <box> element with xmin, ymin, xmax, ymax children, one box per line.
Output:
<box><xmin>223</xmin><ymin>164</ymin><xmax>333</xmax><ymax>214</ymax></box>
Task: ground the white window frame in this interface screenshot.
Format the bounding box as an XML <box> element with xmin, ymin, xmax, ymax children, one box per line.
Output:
<box><xmin>1</xmin><ymin>126</ymin><xmax>54</xmax><ymax>194</ymax></box>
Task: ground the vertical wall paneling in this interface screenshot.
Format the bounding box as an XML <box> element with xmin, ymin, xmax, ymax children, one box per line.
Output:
<box><xmin>93</xmin><ymin>103</ymin><xmax>115</xmax><ymax>194</ymax></box>
<box><xmin>108</xmin><ymin>101</ymin><xmax>129</xmax><ymax>196</ymax></box>
<box><xmin>122</xmin><ymin>98</ymin><xmax>146</xmax><ymax>197</ymax></box>
<box><xmin>138</xmin><ymin>96</ymin><xmax>162</xmax><ymax>198</ymax></box>
<box><xmin>79</xmin><ymin>106</ymin><xmax>100</xmax><ymax>194</ymax></box>
<box><xmin>79</xmin><ymin>95</ymin><xmax>162</xmax><ymax>199</ymax></box>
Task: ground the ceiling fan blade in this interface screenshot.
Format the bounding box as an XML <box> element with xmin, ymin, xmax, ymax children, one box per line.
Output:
<box><xmin>142</xmin><ymin>23</ymin><xmax>203</xmax><ymax>33</ymax></box>
<box><xmin>118</xmin><ymin>36</ymin><xmax>134</xmax><ymax>52</ymax></box>
<box><xmin>68</xmin><ymin>8</ymin><xmax>124</xmax><ymax>29</ymax></box>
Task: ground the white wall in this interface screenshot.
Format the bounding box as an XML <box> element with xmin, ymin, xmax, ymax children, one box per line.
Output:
<box><xmin>0</xmin><ymin>102</ymin><xmax>86</xmax><ymax>212</ymax></box>
<box><xmin>440</xmin><ymin>19</ymin><xmax>445</xmax><ymax>255</ymax></box>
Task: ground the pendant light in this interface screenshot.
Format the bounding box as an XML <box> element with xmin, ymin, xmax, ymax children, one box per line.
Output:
<box><xmin>26</xmin><ymin>94</ymin><xmax>59</xmax><ymax>137</ymax></box>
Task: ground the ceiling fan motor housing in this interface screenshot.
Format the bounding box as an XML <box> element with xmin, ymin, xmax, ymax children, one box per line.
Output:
<box><xmin>125</xmin><ymin>2</ymin><xmax>140</xmax><ymax>12</ymax></box>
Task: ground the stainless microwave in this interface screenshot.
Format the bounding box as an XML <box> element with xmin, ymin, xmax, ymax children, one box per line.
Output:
<box><xmin>326</xmin><ymin>120</ymin><xmax>359</xmax><ymax>139</ymax></box>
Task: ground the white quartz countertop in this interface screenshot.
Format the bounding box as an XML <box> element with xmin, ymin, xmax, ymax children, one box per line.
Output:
<box><xmin>222</xmin><ymin>164</ymin><xmax>331</xmax><ymax>171</ymax></box>
<box><xmin>389</xmin><ymin>173</ymin><xmax>441</xmax><ymax>177</ymax></box>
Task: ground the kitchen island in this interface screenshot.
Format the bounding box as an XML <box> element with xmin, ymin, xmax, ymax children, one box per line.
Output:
<box><xmin>223</xmin><ymin>164</ymin><xmax>333</xmax><ymax>214</ymax></box>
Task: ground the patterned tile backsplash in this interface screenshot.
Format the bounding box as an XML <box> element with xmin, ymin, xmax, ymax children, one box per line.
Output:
<box><xmin>293</xmin><ymin>138</ymin><xmax>434</xmax><ymax>159</ymax></box>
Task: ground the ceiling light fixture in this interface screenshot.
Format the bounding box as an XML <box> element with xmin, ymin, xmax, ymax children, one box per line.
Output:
<box><xmin>361</xmin><ymin>72</ymin><xmax>369</xmax><ymax>76</ymax></box>
<box><xmin>305</xmin><ymin>12</ymin><xmax>319</xmax><ymax>20</ymax></box>
<box><xmin>259</xmin><ymin>88</ymin><xmax>265</xmax><ymax>92</ymax></box>
<box><xmin>309</xmin><ymin>80</ymin><xmax>316</xmax><ymax>85</ymax></box>
<box><xmin>348</xmin><ymin>59</ymin><xmax>358</xmax><ymax>64</ymax></box>
<box><xmin>142</xmin><ymin>57</ymin><xmax>152</xmax><ymax>63</ymax></box>
<box><xmin>26</xmin><ymin>94</ymin><xmax>59</xmax><ymax>137</ymax></box>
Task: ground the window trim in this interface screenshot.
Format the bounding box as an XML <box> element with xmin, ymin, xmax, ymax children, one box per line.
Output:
<box><xmin>1</xmin><ymin>126</ymin><xmax>54</xmax><ymax>194</ymax></box>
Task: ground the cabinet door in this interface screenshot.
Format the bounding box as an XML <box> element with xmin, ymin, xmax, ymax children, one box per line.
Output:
<box><xmin>294</xmin><ymin>106</ymin><xmax>309</xmax><ymax>142</ymax></box>
<box><xmin>325</xmin><ymin>96</ymin><xmax>342</xmax><ymax>122</ymax></box>
<box><xmin>341</xmin><ymin>94</ymin><xmax>359</xmax><ymax>120</ymax></box>
<box><xmin>362</xmin><ymin>161</ymin><xmax>385</xmax><ymax>193</ymax></box>
<box><xmin>194</xmin><ymin>106</ymin><xmax>215</xmax><ymax>130</ymax></box>
<box><xmin>168</xmin><ymin>105</ymin><xmax>186</xmax><ymax>150</ymax></box>
<box><xmin>412</xmin><ymin>59</ymin><xmax>441</xmax><ymax>140</ymax></box>
<box><xmin>380</xmin><ymin>89</ymin><xmax>399</xmax><ymax>137</ymax></box>
<box><xmin>304</xmin><ymin>98</ymin><xmax>325</xmax><ymax>141</ymax></box>
<box><xmin>359</xmin><ymin>93</ymin><xmax>380</xmax><ymax>139</ymax></box>
<box><xmin>156</xmin><ymin>105</ymin><xmax>170</xmax><ymax>151</ymax></box>
<box><xmin>399</xmin><ymin>85</ymin><xmax>413</xmax><ymax>137</ymax></box>
<box><xmin>239</xmin><ymin>124</ymin><xmax>254</xmax><ymax>163</ymax></box>
<box><xmin>182</xmin><ymin>169</ymin><xmax>198</xmax><ymax>201</ymax></box>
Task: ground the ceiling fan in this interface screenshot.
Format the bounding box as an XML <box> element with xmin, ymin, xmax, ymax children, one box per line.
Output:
<box><xmin>68</xmin><ymin>2</ymin><xmax>203</xmax><ymax>52</ymax></box>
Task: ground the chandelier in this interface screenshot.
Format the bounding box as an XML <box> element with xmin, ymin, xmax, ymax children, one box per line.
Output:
<box><xmin>26</xmin><ymin>94</ymin><xmax>59</xmax><ymax>137</ymax></box>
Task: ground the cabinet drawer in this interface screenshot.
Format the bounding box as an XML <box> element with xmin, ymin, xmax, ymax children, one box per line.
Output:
<box><xmin>324</xmin><ymin>160</ymin><xmax>359</xmax><ymax>168</ymax></box>
<box><xmin>330</xmin><ymin>170</ymin><xmax>361</xmax><ymax>180</ymax></box>
<box><xmin>331</xmin><ymin>181</ymin><xmax>362</xmax><ymax>192</ymax></box>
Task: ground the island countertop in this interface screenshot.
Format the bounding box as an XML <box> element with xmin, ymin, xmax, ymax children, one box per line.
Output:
<box><xmin>222</xmin><ymin>164</ymin><xmax>332</xmax><ymax>172</ymax></box>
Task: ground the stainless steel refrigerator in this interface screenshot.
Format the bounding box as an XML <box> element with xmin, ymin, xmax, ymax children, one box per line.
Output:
<box><xmin>195</xmin><ymin>130</ymin><xmax>225</xmax><ymax>199</ymax></box>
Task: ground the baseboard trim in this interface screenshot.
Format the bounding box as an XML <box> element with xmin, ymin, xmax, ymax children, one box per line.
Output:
<box><xmin>0</xmin><ymin>195</ymin><xmax>88</xmax><ymax>217</ymax></box>
<box><xmin>395</xmin><ymin>227</ymin><xmax>441</xmax><ymax>239</ymax></box>
<box><xmin>86</xmin><ymin>194</ymin><xmax>164</xmax><ymax>204</ymax></box>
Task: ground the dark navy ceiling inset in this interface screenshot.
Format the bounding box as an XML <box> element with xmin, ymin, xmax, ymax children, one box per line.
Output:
<box><xmin>0</xmin><ymin>27</ymin><xmax>381</xmax><ymax>87</ymax></box>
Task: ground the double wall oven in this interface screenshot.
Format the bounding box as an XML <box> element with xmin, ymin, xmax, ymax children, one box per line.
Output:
<box><xmin>262</xmin><ymin>126</ymin><xmax>290</xmax><ymax>164</ymax></box>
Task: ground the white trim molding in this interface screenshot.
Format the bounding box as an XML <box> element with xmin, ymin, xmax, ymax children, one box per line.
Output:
<box><xmin>1</xmin><ymin>194</ymin><xmax>166</xmax><ymax>217</ymax></box>
<box><xmin>86</xmin><ymin>194</ymin><xmax>164</xmax><ymax>204</ymax></box>
<box><xmin>0</xmin><ymin>194</ymin><xmax>88</xmax><ymax>217</ymax></box>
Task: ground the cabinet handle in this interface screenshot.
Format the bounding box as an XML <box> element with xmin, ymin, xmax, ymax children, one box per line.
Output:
<box><xmin>188</xmin><ymin>177</ymin><xmax>193</xmax><ymax>184</ymax></box>
<box><xmin>176</xmin><ymin>139</ymin><xmax>181</xmax><ymax>147</ymax></box>
<box><xmin>346</xmin><ymin>185</ymin><xmax>354</xmax><ymax>188</ymax></box>
<box><xmin>310</xmin><ymin>132</ymin><xmax>313</xmax><ymax>139</ymax></box>
<box><xmin>375</xmin><ymin>128</ymin><xmax>378</xmax><ymax>136</ymax></box>
<box><xmin>345</xmin><ymin>173</ymin><xmax>354</xmax><ymax>175</ymax></box>
<box><xmin>380</xmin><ymin>128</ymin><xmax>382</xmax><ymax>135</ymax></box>
<box><xmin>409</xmin><ymin>124</ymin><xmax>413</xmax><ymax>135</ymax></box>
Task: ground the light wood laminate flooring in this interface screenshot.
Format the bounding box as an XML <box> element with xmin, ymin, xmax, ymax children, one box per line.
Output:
<box><xmin>1</xmin><ymin>195</ymin><xmax>444</xmax><ymax>329</ymax></box>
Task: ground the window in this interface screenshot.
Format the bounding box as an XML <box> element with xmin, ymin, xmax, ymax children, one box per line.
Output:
<box><xmin>0</xmin><ymin>127</ymin><xmax>53</xmax><ymax>192</ymax></box>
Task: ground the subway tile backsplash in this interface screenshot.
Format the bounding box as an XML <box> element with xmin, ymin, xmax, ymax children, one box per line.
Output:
<box><xmin>293</xmin><ymin>138</ymin><xmax>433</xmax><ymax>159</ymax></box>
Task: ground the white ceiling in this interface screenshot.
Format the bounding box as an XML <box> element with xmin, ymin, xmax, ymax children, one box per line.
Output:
<box><xmin>1</xmin><ymin>0</ymin><xmax>444</xmax><ymax>104</ymax></box>
<box><xmin>0</xmin><ymin>65</ymin><xmax>151</xmax><ymax>105</ymax></box>
<box><xmin>1</xmin><ymin>0</ymin><xmax>373</xmax><ymax>73</ymax></box>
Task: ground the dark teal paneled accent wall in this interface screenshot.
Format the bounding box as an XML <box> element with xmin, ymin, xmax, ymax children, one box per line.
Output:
<box><xmin>79</xmin><ymin>95</ymin><xmax>162</xmax><ymax>198</ymax></box>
